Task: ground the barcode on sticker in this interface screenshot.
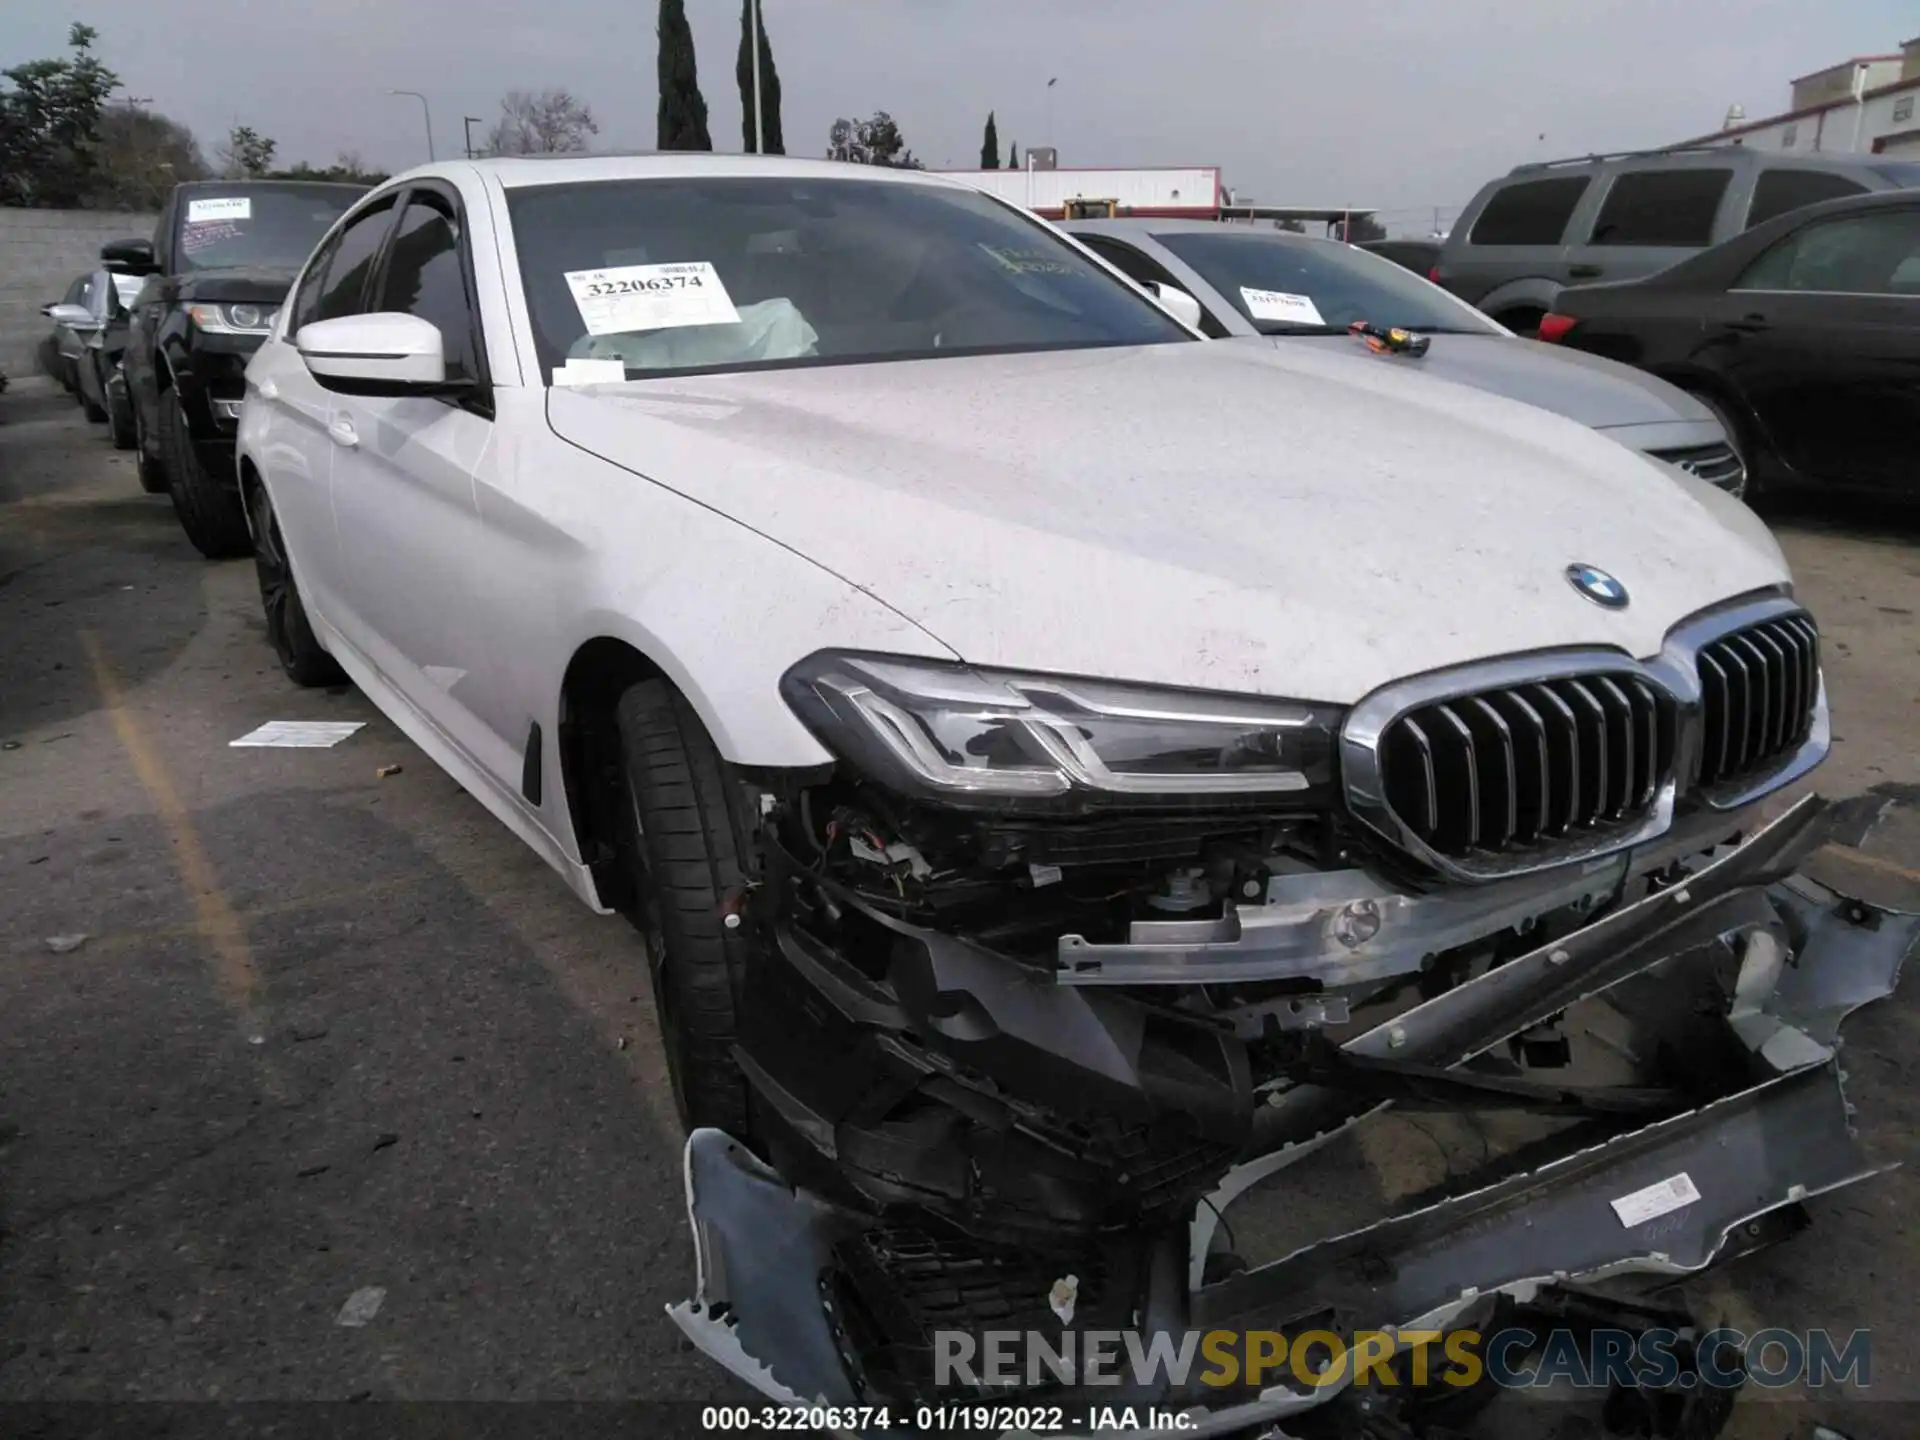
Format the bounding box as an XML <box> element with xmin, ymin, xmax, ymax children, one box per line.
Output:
<box><xmin>1610</xmin><ymin>1172</ymin><xmax>1701</xmax><ymax>1227</ymax></box>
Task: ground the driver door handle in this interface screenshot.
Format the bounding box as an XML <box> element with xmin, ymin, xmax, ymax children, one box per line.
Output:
<box><xmin>1727</xmin><ymin>314</ymin><xmax>1770</xmax><ymax>334</ymax></box>
<box><xmin>328</xmin><ymin>415</ymin><xmax>359</xmax><ymax>449</ymax></box>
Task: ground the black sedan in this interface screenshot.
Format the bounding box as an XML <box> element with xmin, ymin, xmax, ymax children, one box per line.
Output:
<box><xmin>1538</xmin><ymin>189</ymin><xmax>1920</xmax><ymax>500</ymax></box>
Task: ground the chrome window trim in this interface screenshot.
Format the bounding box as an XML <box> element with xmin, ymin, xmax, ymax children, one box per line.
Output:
<box><xmin>1340</xmin><ymin>590</ymin><xmax>1828</xmax><ymax>882</ymax></box>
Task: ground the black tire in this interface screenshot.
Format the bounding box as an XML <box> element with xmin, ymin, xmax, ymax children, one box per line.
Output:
<box><xmin>130</xmin><ymin>389</ymin><xmax>168</xmax><ymax>491</ymax></box>
<box><xmin>246</xmin><ymin>477</ymin><xmax>346</xmax><ymax>687</ymax></box>
<box><xmin>614</xmin><ymin>680</ymin><xmax>760</xmax><ymax>1138</ymax></box>
<box><xmin>107</xmin><ymin>369</ymin><xmax>137</xmax><ymax>451</ymax></box>
<box><xmin>78</xmin><ymin>357</ymin><xmax>108</xmax><ymax>423</ymax></box>
<box><xmin>1495</xmin><ymin>307</ymin><xmax>1545</xmax><ymax>339</ymax></box>
<box><xmin>158</xmin><ymin>388</ymin><xmax>250</xmax><ymax>558</ymax></box>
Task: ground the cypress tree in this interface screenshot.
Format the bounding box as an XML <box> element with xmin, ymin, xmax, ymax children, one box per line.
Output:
<box><xmin>736</xmin><ymin>1</ymin><xmax>785</xmax><ymax>153</ymax></box>
<box><xmin>980</xmin><ymin>111</ymin><xmax>999</xmax><ymax>169</ymax></box>
<box><xmin>657</xmin><ymin>0</ymin><xmax>712</xmax><ymax>151</ymax></box>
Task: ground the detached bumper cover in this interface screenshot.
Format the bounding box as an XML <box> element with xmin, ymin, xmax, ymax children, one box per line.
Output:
<box><xmin>671</xmin><ymin>796</ymin><xmax>1918</xmax><ymax>1436</ymax></box>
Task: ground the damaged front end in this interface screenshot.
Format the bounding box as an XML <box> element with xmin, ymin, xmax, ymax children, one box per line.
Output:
<box><xmin>669</xmin><ymin>617</ymin><xmax>1914</xmax><ymax>1435</ymax></box>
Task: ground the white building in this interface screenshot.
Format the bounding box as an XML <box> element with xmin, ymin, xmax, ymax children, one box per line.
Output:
<box><xmin>1681</xmin><ymin>37</ymin><xmax>1920</xmax><ymax>159</ymax></box>
<box><xmin>932</xmin><ymin>165</ymin><xmax>1226</xmax><ymax>219</ymax></box>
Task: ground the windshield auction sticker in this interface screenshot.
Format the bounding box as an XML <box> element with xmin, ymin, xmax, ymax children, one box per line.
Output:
<box><xmin>186</xmin><ymin>196</ymin><xmax>252</xmax><ymax>223</ymax></box>
<box><xmin>564</xmin><ymin>262</ymin><xmax>741</xmax><ymax>335</ymax></box>
<box><xmin>1240</xmin><ymin>287</ymin><xmax>1325</xmax><ymax>326</ymax></box>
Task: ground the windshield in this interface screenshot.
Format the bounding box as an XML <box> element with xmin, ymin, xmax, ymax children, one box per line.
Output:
<box><xmin>173</xmin><ymin>185</ymin><xmax>364</xmax><ymax>274</ymax></box>
<box><xmin>506</xmin><ymin>176</ymin><xmax>1191</xmax><ymax>381</ymax></box>
<box><xmin>1155</xmin><ymin>230</ymin><xmax>1501</xmax><ymax>336</ymax></box>
<box><xmin>1867</xmin><ymin>162</ymin><xmax>1920</xmax><ymax>188</ymax></box>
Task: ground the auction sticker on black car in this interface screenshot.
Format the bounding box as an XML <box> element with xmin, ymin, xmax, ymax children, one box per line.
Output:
<box><xmin>187</xmin><ymin>197</ymin><xmax>252</xmax><ymax>223</ymax></box>
<box><xmin>565</xmin><ymin>261</ymin><xmax>741</xmax><ymax>334</ymax></box>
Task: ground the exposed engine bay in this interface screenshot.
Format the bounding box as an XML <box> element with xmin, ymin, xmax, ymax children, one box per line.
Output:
<box><xmin>671</xmin><ymin>779</ymin><xmax>1917</xmax><ymax>1439</ymax></box>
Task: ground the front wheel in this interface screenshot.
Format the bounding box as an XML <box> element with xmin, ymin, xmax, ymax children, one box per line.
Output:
<box><xmin>158</xmin><ymin>389</ymin><xmax>251</xmax><ymax>558</ymax></box>
<box><xmin>247</xmin><ymin>478</ymin><xmax>345</xmax><ymax>687</ymax></box>
<box><xmin>614</xmin><ymin>680</ymin><xmax>762</xmax><ymax>1139</ymax></box>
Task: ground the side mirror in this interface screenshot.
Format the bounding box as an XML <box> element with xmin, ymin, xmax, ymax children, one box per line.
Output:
<box><xmin>47</xmin><ymin>303</ymin><xmax>96</xmax><ymax>328</ymax></box>
<box><xmin>295</xmin><ymin>313</ymin><xmax>452</xmax><ymax>395</ymax></box>
<box><xmin>101</xmin><ymin>238</ymin><xmax>158</xmax><ymax>274</ymax></box>
<box><xmin>1144</xmin><ymin>281</ymin><xmax>1206</xmax><ymax>331</ymax></box>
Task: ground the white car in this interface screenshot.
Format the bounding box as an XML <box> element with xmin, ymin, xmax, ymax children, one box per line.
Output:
<box><xmin>239</xmin><ymin>154</ymin><xmax>1840</xmax><ymax>1413</ymax></box>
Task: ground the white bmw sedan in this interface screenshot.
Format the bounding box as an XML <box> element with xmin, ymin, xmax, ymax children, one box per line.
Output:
<box><xmin>238</xmin><ymin>152</ymin><xmax>1826</xmax><ymax>1279</ymax></box>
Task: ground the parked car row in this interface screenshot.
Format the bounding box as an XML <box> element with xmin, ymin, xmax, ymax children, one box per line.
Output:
<box><xmin>1432</xmin><ymin>145</ymin><xmax>1920</xmax><ymax>500</ymax></box>
<box><xmin>48</xmin><ymin>179</ymin><xmax>369</xmax><ymax>527</ymax></box>
<box><xmin>36</xmin><ymin>267</ymin><xmax>144</xmax><ymax>449</ymax></box>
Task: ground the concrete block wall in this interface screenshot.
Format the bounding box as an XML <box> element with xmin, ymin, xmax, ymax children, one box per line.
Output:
<box><xmin>0</xmin><ymin>207</ymin><xmax>158</xmax><ymax>376</ymax></box>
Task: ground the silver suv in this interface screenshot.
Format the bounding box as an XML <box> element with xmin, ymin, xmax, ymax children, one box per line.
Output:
<box><xmin>1436</xmin><ymin>146</ymin><xmax>1920</xmax><ymax>334</ymax></box>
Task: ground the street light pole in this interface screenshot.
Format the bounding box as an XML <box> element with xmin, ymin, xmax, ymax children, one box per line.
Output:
<box><xmin>750</xmin><ymin>0</ymin><xmax>764</xmax><ymax>154</ymax></box>
<box><xmin>388</xmin><ymin>89</ymin><xmax>434</xmax><ymax>161</ymax></box>
<box><xmin>1046</xmin><ymin>76</ymin><xmax>1057</xmax><ymax>151</ymax></box>
<box><xmin>464</xmin><ymin>116</ymin><xmax>484</xmax><ymax>159</ymax></box>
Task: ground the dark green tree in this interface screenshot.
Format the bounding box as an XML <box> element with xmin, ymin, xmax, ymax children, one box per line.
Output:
<box><xmin>657</xmin><ymin>0</ymin><xmax>712</xmax><ymax>151</ymax></box>
<box><xmin>218</xmin><ymin>124</ymin><xmax>276</xmax><ymax>178</ymax></box>
<box><xmin>736</xmin><ymin>0</ymin><xmax>784</xmax><ymax>153</ymax></box>
<box><xmin>1007</xmin><ymin>140</ymin><xmax>1019</xmax><ymax>169</ymax></box>
<box><xmin>980</xmin><ymin>111</ymin><xmax>999</xmax><ymax>169</ymax></box>
<box><xmin>0</xmin><ymin>23</ymin><xmax>121</xmax><ymax>207</ymax></box>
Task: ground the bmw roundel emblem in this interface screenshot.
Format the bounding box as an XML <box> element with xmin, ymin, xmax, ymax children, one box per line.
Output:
<box><xmin>1566</xmin><ymin>563</ymin><xmax>1629</xmax><ymax>609</ymax></box>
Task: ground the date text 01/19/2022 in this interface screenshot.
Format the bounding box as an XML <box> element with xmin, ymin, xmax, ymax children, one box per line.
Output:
<box><xmin>698</xmin><ymin>1405</ymin><xmax>1197</xmax><ymax>1432</ymax></box>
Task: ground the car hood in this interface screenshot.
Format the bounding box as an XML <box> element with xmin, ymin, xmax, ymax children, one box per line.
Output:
<box><xmin>1269</xmin><ymin>332</ymin><xmax>1713</xmax><ymax>433</ymax></box>
<box><xmin>171</xmin><ymin>266</ymin><xmax>300</xmax><ymax>304</ymax></box>
<box><xmin>545</xmin><ymin>341</ymin><xmax>1789</xmax><ymax>705</ymax></box>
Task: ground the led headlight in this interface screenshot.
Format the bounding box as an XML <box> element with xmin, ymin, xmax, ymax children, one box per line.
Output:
<box><xmin>781</xmin><ymin>652</ymin><xmax>1342</xmax><ymax>811</ymax></box>
<box><xmin>186</xmin><ymin>303</ymin><xmax>278</xmax><ymax>334</ymax></box>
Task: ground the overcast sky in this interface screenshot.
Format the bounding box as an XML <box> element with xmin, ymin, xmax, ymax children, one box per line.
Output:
<box><xmin>4</xmin><ymin>0</ymin><xmax>1912</xmax><ymax>230</ymax></box>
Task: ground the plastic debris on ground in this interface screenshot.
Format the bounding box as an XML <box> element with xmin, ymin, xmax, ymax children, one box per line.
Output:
<box><xmin>230</xmin><ymin>720</ymin><xmax>366</xmax><ymax>748</ymax></box>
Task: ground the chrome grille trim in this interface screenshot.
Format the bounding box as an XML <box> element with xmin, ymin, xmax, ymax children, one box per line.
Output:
<box><xmin>1651</xmin><ymin>442</ymin><xmax>1745</xmax><ymax>491</ymax></box>
<box><xmin>1341</xmin><ymin>592</ymin><xmax>1828</xmax><ymax>882</ymax></box>
<box><xmin>1695</xmin><ymin>612</ymin><xmax>1822</xmax><ymax>794</ymax></box>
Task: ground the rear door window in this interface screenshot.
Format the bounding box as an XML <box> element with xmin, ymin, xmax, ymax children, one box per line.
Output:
<box><xmin>1466</xmin><ymin>177</ymin><xmax>1590</xmax><ymax>245</ymax></box>
<box><xmin>1746</xmin><ymin>169</ymin><xmax>1869</xmax><ymax>229</ymax></box>
<box><xmin>1588</xmin><ymin>169</ymin><xmax>1732</xmax><ymax>246</ymax></box>
<box><xmin>1737</xmin><ymin>208</ymin><xmax>1920</xmax><ymax>294</ymax></box>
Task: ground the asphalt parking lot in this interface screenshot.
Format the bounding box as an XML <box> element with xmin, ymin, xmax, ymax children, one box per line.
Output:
<box><xmin>2</xmin><ymin>378</ymin><xmax>1918</xmax><ymax>1438</ymax></box>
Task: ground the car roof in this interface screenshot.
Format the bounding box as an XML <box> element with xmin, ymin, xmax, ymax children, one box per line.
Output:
<box><xmin>387</xmin><ymin>152</ymin><xmax>978</xmax><ymax>193</ymax></box>
<box><xmin>1502</xmin><ymin>147</ymin><xmax>1911</xmax><ymax>179</ymax></box>
<box><xmin>175</xmin><ymin>177</ymin><xmax>368</xmax><ymax>193</ymax></box>
<box><xmin>1063</xmin><ymin>217</ymin><xmax>1334</xmax><ymax>243</ymax></box>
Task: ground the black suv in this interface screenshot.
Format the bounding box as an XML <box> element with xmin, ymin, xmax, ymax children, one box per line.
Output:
<box><xmin>105</xmin><ymin>179</ymin><xmax>367</xmax><ymax>556</ymax></box>
<box><xmin>1434</xmin><ymin>146</ymin><xmax>1920</xmax><ymax>335</ymax></box>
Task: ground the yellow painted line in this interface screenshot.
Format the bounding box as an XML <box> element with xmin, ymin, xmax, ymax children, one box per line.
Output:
<box><xmin>80</xmin><ymin>631</ymin><xmax>264</xmax><ymax>1031</ymax></box>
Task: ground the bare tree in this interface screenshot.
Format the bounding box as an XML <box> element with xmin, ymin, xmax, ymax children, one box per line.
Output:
<box><xmin>485</xmin><ymin>89</ymin><xmax>599</xmax><ymax>156</ymax></box>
